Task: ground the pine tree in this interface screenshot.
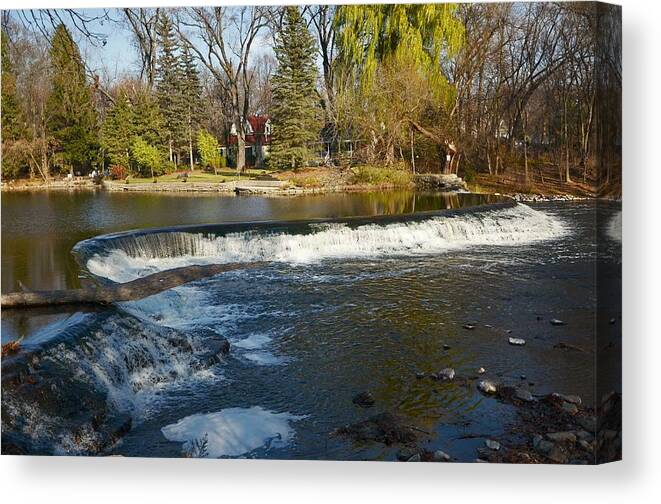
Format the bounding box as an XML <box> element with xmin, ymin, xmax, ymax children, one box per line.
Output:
<box><xmin>1</xmin><ymin>29</ymin><xmax>24</xmax><ymax>178</ymax></box>
<box><xmin>270</xmin><ymin>6</ymin><xmax>321</xmax><ymax>170</ymax></box>
<box><xmin>101</xmin><ymin>86</ymin><xmax>166</xmax><ymax>174</ymax></box>
<box><xmin>155</xmin><ymin>12</ymin><xmax>185</xmax><ymax>166</ymax></box>
<box><xmin>46</xmin><ymin>24</ymin><xmax>99</xmax><ymax>174</ymax></box>
<box><xmin>100</xmin><ymin>91</ymin><xmax>134</xmax><ymax>168</ymax></box>
<box><xmin>180</xmin><ymin>42</ymin><xmax>202</xmax><ymax>170</ymax></box>
<box><xmin>1</xmin><ymin>30</ymin><xmax>21</xmax><ymax>142</ymax></box>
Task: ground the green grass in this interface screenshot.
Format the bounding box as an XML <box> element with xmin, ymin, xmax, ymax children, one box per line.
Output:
<box><xmin>123</xmin><ymin>168</ymin><xmax>273</xmax><ymax>184</ymax></box>
<box><xmin>350</xmin><ymin>165</ymin><xmax>413</xmax><ymax>186</ymax></box>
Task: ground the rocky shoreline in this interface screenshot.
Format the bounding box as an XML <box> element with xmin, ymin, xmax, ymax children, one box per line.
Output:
<box><xmin>335</xmin><ymin>380</ymin><xmax>621</xmax><ymax>464</ymax></box>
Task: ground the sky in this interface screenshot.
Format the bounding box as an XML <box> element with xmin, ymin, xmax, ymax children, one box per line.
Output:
<box><xmin>7</xmin><ymin>7</ymin><xmax>277</xmax><ymax>82</ymax></box>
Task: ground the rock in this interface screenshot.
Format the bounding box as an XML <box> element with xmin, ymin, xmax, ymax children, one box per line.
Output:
<box><xmin>435</xmin><ymin>368</ymin><xmax>456</xmax><ymax>381</ymax></box>
<box><xmin>575</xmin><ymin>430</ymin><xmax>594</xmax><ymax>442</ymax></box>
<box><xmin>477</xmin><ymin>367</ymin><xmax>486</xmax><ymax>375</ymax></box>
<box><xmin>551</xmin><ymin>392</ymin><xmax>582</xmax><ymax>405</ymax></box>
<box><xmin>442</xmin><ymin>344</ymin><xmax>451</xmax><ymax>350</ymax></box>
<box><xmin>546</xmin><ymin>432</ymin><xmax>577</xmax><ymax>444</ymax></box>
<box><xmin>195</xmin><ymin>337</ymin><xmax>231</xmax><ymax>365</ymax></box>
<box><xmin>553</xmin><ymin>342</ymin><xmax>586</xmax><ymax>352</ymax></box>
<box><xmin>396</xmin><ymin>447</ymin><xmax>418</xmax><ymax>461</ymax></box>
<box><xmin>508</xmin><ymin>337</ymin><xmax>526</xmax><ymax>346</ymax></box>
<box><xmin>514</xmin><ymin>388</ymin><xmax>535</xmax><ymax>403</ymax></box>
<box><xmin>463</xmin><ymin>324</ymin><xmax>475</xmax><ymax>330</ymax></box>
<box><xmin>550</xmin><ymin>318</ymin><xmax>566</xmax><ymax>326</ymax></box>
<box><xmin>432</xmin><ymin>449</ymin><xmax>451</xmax><ymax>462</ymax></box>
<box><xmin>577</xmin><ymin>415</ymin><xmax>597</xmax><ymax>432</ymax></box>
<box><xmin>547</xmin><ymin>444</ymin><xmax>569</xmax><ymax>463</ymax></box>
<box><xmin>352</xmin><ymin>392</ymin><xmax>375</xmax><ymax>408</ymax></box>
<box><xmin>334</xmin><ymin>412</ymin><xmax>418</xmax><ymax>445</ymax></box>
<box><xmin>561</xmin><ymin>402</ymin><xmax>579</xmax><ymax>415</ymax></box>
<box><xmin>478</xmin><ymin>380</ymin><xmax>498</xmax><ymax>394</ymax></box>
<box><xmin>533</xmin><ymin>435</ymin><xmax>554</xmax><ymax>455</ymax></box>
<box><xmin>485</xmin><ymin>439</ymin><xmax>501</xmax><ymax>451</ymax></box>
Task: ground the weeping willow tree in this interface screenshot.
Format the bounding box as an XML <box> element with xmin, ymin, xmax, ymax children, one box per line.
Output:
<box><xmin>334</xmin><ymin>4</ymin><xmax>464</xmax><ymax>169</ymax></box>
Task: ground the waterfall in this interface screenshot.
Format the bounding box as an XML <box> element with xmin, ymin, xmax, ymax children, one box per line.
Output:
<box><xmin>82</xmin><ymin>203</ymin><xmax>568</xmax><ymax>283</ymax></box>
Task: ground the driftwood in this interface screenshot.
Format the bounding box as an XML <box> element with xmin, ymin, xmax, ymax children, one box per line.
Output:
<box><xmin>1</xmin><ymin>262</ymin><xmax>263</xmax><ymax>309</ymax></box>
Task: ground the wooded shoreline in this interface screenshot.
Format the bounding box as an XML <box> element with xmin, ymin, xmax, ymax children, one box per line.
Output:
<box><xmin>1</xmin><ymin>171</ymin><xmax>600</xmax><ymax>198</ymax></box>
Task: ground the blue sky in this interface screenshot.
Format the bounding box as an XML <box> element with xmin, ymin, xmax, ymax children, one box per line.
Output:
<box><xmin>8</xmin><ymin>7</ymin><xmax>276</xmax><ymax>81</ymax></box>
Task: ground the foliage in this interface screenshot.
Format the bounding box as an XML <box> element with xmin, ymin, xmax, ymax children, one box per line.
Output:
<box><xmin>155</xmin><ymin>12</ymin><xmax>185</xmax><ymax>164</ymax></box>
<box><xmin>350</xmin><ymin>165</ymin><xmax>413</xmax><ymax>186</ymax></box>
<box><xmin>130</xmin><ymin>137</ymin><xmax>164</xmax><ymax>177</ymax></box>
<box><xmin>109</xmin><ymin>165</ymin><xmax>128</xmax><ymax>180</ymax></box>
<box><xmin>45</xmin><ymin>24</ymin><xmax>99</xmax><ymax>174</ymax></box>
<box><xmin>180</xmin><ymin>41</ymin><xmax>203</xmax><ymax>167</ymax></box>
<box><xmin>1</xmin><ymin>29</ymin><xmax>24</xmax><ymax>178</ymax></box>
<box><xmin>1</xmin><ymin>30</ymin><xmax>21</xmax><ymax>143</ymax></box>
<box><xmin>269</xmin><ymin>6</ymin><xmax>321</xmax><ymax>170</ymax></box>
<box><xmin>335</xmin><ymin>4</ymin><xmax>463</xmax><ymax>94</ymax></box>
<box><xmin>101</xmin><ymin>85</ymin><xmax>166</xmax><ymax>174</ymax></box>
<box><xmin>100</xmin><ymin>92</ymin><xmax>133</xmax><ymax>168</ymax></box>
<box><xmin>196</xmin><ymin>130</ymin><xmax>225</xmax><ymax>174</ymax></box>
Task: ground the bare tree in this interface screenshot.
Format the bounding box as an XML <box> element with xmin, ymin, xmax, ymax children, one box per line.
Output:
<box><xmin>176</xmin><ymin>6</ymin><xmax>268</xmax><ymax>172</ymax></box>
<box><xmin>122</xmin><ymin>8</ymin><xmax>160</xmax><ymax>89</ymax></box>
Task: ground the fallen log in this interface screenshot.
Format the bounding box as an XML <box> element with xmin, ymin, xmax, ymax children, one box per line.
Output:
<box><xmin>1</xmin><ymin>262</ymin><xmax>263</xmax><ymax>309</ymax></box>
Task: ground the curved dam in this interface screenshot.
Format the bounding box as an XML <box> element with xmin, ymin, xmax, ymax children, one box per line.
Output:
<box><xmin>73</xmin><ymin>196</ymin><xmax>567</xmax><ymax>284</ymax></box>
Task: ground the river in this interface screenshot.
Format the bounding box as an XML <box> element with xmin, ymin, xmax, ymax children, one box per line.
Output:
<box><xmin>1</xmin><ymin>190</ymin><xmax>621</xmax><ymax>460</ymax></box>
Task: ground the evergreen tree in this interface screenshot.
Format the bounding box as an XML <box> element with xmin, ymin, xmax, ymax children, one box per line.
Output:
<box><xmin>1</xmin><ymin>29</ymin><xmax>24</xmax><ymax>178</ymax></box>
<box><xmin>132</xmin><ymin>87</ymin><xmax>166</xmax><ymax>149</ymax></box>
<box><xmin>270</xmin><ymin>6</ymin><xmax>321</xmax><ymax>170</ymax></box>
<box><xmin>155</xmin><ymin>12</ymin><xmax>185</xmax><ymax>166</ymax></box>
<box><xmin>180</xmin><ymin>42</ymin><xmax>202</xmax><ymax>170</ymax></box>
<box><xmin>46</xmin><ymin>24</ymin><xmax>99</xmax><ymax>174</ymax></box>
<box><xmin>1</xmin><ymin>30</ymin><xmax>21</xmax><ymax>142</ymax></box>
<box><xmin>101</xmin><ymin>86</ymin><xmax>166</xmax><ymax>174</ymax></box>
<box><xmin>100</xmin><ymin>91</ymin><xmax>134</xmax><ymax>168</ymax></box>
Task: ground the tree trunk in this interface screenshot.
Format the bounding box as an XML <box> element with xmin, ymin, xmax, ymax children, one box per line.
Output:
<box><xmin>410</xmin><ymin>128</ymin><xmax>416</xmax><ymax>174</ymax></box>
<box><xmin>236</xmin><ymin>120</ymin><xmax>246</xmax><ymax>173</ymax></box>
<box><xmin>1</xmin><ymin>263</ymin><xmax>263</xmax><ymax>309</ymax></box>
<box><xmin>189</xmin><ymin>124</ymin><xmax>194</xmax><ymax>172</ymax></box>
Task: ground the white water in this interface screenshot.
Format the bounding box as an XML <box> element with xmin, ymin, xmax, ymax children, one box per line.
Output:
<box><xmin>87</xmin><ymin>204</ymin><xmax>568</xmax><ymax>283</ymax></box>
<box><xmin>606</xmin><ymin>211</ymin><xmax>622</xmax><ymax>242</ymax></box>
<box><xmin>161</xmin><ymin>406</ymin><xmax>306</xmax><ymax>457</ymax></box>
<box><xmin>43</xmin><ymin>313</ymin><xmax>224</xmax><ymax>419</ymax></box>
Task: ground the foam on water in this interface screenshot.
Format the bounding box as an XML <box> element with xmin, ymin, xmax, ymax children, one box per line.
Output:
<box><xmin>606</xmin><ymin>211</ymin><xmax>622</xmax><ymax>242</ymax></box>
<box><xmin>86</xmin><ymin>204</ymin><xmax>568</xmax><ymax>283</ymax></box>
<box><xmin>161</xmin><ymin>406</ymin><xmax>306</xmax><ymax>457</ymax></box>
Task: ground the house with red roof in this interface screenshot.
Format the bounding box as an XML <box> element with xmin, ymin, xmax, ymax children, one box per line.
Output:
<box><xmin>225</xmin><ymin>115</ymin><xmax>272</xmax><ymax>168</ymax></box>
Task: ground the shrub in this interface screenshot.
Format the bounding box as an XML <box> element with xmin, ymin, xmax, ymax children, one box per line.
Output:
<box><xmin>109</xmin><ymin>165</ymin><xmax>128</xmax><ymax>180</ymax></box>
<box><xmin>463</xmin><ymin>166</ymin><xmax>477</xmax><ymax>183</ymax></box>
<box><xmin>350</xmin><ymin>165</ymin><xmax>413</xmax><ymax>186</ymax></box>
<box><xmin>197</xmin><ymin>130</ymin><xmax>226</xmax><ymax>174</ymax></box>
<box><xmin>131</xmin><ymin>137</ymin><xmax>165</xmax><ymax>177</ymax></box>
<box><xmin>294</xmin><ymin>175</ymin><xmax>322</xmax><ymax>188</ymax></box>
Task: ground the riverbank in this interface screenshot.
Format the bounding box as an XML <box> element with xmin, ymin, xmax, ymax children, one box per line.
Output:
<box><xmin>1</xmin><ymin>167</ymin><xmax>608</xmax><ymax>200</ymax></box>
